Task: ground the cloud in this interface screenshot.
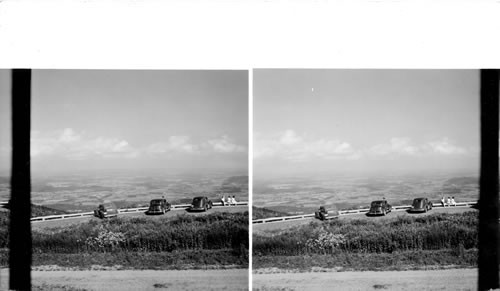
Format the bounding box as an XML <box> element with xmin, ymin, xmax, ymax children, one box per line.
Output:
<box><xmin>30</xmin><ymin>128</ymin><xmax>246</xmax><ymax>161</ymax></box>
<box><xmin>254</xmin><ymin>130</ymin><xmax>359</xmax><ymax>162</ymax></box>
<box><xmin>279</xmin><ymin>130</ymin><xmax>302</xmax><ymax>145</ymax></box>
<box><xmin>368</xmin><ymin>137</ymin><xmax>468</xmax><ymax>156</ymax></box>
<box><xmin>31</xmin><ymin>128</ymin><xmax>138</xmax><ymax>160</ymax></box>
<box><xmin>58</xmin><ymin>128</ymin><xmax>81</xmax><ymax>143</ymax></box>
<box><xmin>146</xmin><ymin>135</ymin><xmax>246</xmax><ymax>155</ymax></box>
<box><xmin>255</xmin><ymin>131</ymin><xmax>471</xmax><ymax>163</ymax></box>
<box><xmin>368</xmin><ymin>137</ymin><xmax>420</xmax><ymax>156</ymax></box>
<box><xmin>425</xmin><ymin>138</ymin><xmax>467</xmax><ymax>155</ymax></box>
<box><xmin>204</xmin><ymin>135</ymin><xmax>246</xmax><ymax>153</ymax></box>
<box><xmin>146</xmin><ymin>136</ymin><xmax>198</xmax><ymax>155</ymax></box>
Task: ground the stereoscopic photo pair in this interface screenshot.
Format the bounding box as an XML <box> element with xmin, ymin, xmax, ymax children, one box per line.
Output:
<box><xmin>0</xmin><ymin>69</ymin><xmax>496</xmax><ymax>290</ymax></box>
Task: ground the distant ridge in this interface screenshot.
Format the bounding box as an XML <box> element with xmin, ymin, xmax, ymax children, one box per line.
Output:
<box><xmin>252</xmin><ymin>206</ymin><xmax>289</xmax><ymax>220</ymax></box>
<box><xmin>2</xmin><ymin>202</ymin><xmax>68</xmax><ymax>218</ymax></box>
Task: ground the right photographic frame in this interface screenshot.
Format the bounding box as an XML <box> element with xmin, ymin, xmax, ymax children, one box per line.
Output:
<box><xmin>252</xmin><ymin>69</ymin><xmax>485</xmax><ymax>290</ymax></box>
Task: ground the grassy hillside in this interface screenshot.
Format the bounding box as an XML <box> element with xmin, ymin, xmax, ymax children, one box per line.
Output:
<box><xmin>31</xmin><ymin>204</ymin><xmax>68</xmax><ymax>217</ymax></box>
<box><xmin>254</xmin><ymin>211</ymin><xmax>478</xmax><ymax>271</ymax></box>
<box><xmin>252</xmin><ymin>206</ymin><xmax>290</xmax><ymax>220</ymax></box>
<box><xmin>1</xmin><ymin>204</ymin><xmax>68</xmax><ymax>218</ymax></box>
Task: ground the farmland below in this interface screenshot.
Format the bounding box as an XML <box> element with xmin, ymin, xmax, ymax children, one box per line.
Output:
<box><xmin>253</xmin><ymin>211</ymin><xmax>478</xmax><ymax>272</ymax></box>
<box><xmin>0</xmin><ymin>211</ymin><xmax>249</xmax><ymax>270</ymax></box>
<box><xmin>0</xmin><ymin>169</ymin><xmax>248</xmax><ymax>213</ymax></box>
<box><xmin>253</xmin><ymin>171</ymin><xmax>479</xmax><ymax>215</ymax></box>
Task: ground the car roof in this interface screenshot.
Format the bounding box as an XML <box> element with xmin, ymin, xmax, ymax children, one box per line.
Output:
<box><xmin>413</xmin><ymin>197</ymin><xmax>426</xmax><ymax>200</ymax></box>
<box><xmin>101</xmin><ymin>202</ymin><xmax>116</xmax><ymax>206</ymax></box>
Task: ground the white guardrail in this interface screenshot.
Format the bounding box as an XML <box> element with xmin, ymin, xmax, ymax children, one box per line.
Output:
<box><xmin>252</xmin><ymin>201</ymin><xmax>478</xmax><ymax>224</ymax></box>
<box><xmin>30</xmin><ymin>201</ymin><xmax>248</xmax><ymax>222</ymax></box>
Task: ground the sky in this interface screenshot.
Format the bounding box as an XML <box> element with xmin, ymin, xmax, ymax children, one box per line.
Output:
<box><xmin>0</xmin><ymin>70</ymin><xmax>248</xmax><ymax>174</ymax></box>
<box><xmin>254</xmin><ymin>69</ymin><xmax>480</xmax><ymax>177</ymax></box>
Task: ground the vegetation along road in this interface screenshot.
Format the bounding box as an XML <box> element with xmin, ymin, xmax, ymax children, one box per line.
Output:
<box><xmin>253</xmin><ymin>206</ymin><xmax>477</xmax><ymax>234</ymax></box>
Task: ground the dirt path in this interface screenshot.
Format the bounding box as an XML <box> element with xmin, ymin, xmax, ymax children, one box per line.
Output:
<box><xmin>0</xmin><ymin>268</ymin><xmax>248</xmax><ymax>291</ymax></box>
<box><xmin>253</xmin><ymin>268</ymin><xmax>477</xmax><ymax>291</ymax></box>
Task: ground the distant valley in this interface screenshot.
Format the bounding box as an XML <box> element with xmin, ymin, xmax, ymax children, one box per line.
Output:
<box><xmin>0</xmin><ymin>170</ymin><xmax>248</xmax><ymax>213</ymax></box>
<box><xmin>253</xmin><ymin>172</ymin><xmax>480</xmax><ymax>215</ymax></box>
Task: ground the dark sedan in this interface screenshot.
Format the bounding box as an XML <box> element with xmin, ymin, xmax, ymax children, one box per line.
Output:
<box><xmin>315</xmin><ymin>206</ymin><xmax>329</xmax><ymax>220</ymax></box>
<box><xmin>368</xmin><ymin>200</ymin><xmax>392</xmax><ymax>216</ymax></box>
<box><xmin>146</xmin><ymin>199</ymin><xmax>171</xmax><ymax>215</ymax></box>
<box><xmin>189</xmin><ymin>196</ymin><xmax>213</xmax><ymax>212</ymax></box>
<box><xmin>94</xmin><ymin>202</ymin><xmax>119</xmax><ymax>219</ymax></box>
<box><xmin>409</xmin><ymin>198</ymin><xmax>433</xmax><ymax>213</ymax></box>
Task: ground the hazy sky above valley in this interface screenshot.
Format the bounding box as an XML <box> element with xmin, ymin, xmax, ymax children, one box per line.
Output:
<box><xmin>0</xmin><ymin>70</ymin><xmax>248</xmax><ymax>174</ymax></box>
<box><xmin>254</xmin><ymin>69</ymin><xmax>480</xmax><ymax>178</ymax></box>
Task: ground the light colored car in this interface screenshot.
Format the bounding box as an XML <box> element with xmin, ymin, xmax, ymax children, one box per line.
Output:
<box><xmin>94</xmin><ymin>202</ymin><xmax>119</xmax><ymax>219</ymax></box>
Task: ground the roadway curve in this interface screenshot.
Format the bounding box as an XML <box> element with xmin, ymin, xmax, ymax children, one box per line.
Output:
<box><xmin>32</xmin><ymin>205</ymin><xmax>248</xmax><ymax>230</ymax></box>
<box><xmin>253</xmin><ymin>207</ymin><xmax>477</xmax><ymax>234</ymax></box>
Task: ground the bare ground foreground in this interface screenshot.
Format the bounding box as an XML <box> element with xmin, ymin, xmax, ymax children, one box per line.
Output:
<box><xmin>253</xmin><ymin>268</ymin><xmax>477</xmax><ymax>291</ymax></box>
<box><xmin>0</xmin><ymin>268</ymin><xmax>248</xmax><ymax>291</ymax></box>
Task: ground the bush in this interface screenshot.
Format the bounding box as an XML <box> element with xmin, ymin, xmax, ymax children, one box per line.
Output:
<box><xmin>305</xmin><ymin>232</ymin><xmax>346</xmax><ymax>253</ymax></box>
<box><xmin>254</xmin><ymin>212</ymin><xmax>478</xmax><ymax>256</ymax></box>
<box><xmin>28</xmin><ymin>212</ymin><xmax>248</xmax><ymax>255</ymax></box>
<box><xmin>85</xmin><ymin>226</ymin><xmax>126</xmax><ymax>252</ymax></box>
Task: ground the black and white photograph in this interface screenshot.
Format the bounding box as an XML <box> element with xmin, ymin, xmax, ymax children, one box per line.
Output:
<box><xmin>252</xmin><ymin>69</ymin><xmax>484</xmax><ymax>290</ymax></box>
<box><xmin>1</xmin><ymin>1</ymin><xmax>500</xmax><ymax>290</ymax></box>
<box><xmin>0</xmin><ymin>70</ymin><xmax>249</xmax><ymax>290</ymax></box>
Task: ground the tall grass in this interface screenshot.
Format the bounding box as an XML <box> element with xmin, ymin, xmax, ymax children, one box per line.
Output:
<box><xmin>29</xmin><ymin>212</ymin><xmax>248</xmax><ymax>254</ymax></box>
<box><xmin>254</xmin><ymin>212</ymin><xmax>478</xmax><ymax>256</ymax></box>
<box><xmin>0</xmin><ymin>212</ymin><xmax>247</xmax><ymax>254</ymax></box>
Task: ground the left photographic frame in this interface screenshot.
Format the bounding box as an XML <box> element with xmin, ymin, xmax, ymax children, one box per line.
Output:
<box><xmin>0</xmin><ymin>69</ymin><xmax>249</xmax><ymax>290</ymax></box>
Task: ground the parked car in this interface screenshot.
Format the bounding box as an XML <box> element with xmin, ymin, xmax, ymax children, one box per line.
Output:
<box><xmin>368</xmin><ymin>200</ymin><xmax>392</xmax><ymax>216</ymax></box>
<box><xmin>190</xmin><ymin>196</ymin><xmax>213</xmax><ymax>212</ymax></box>
<box><xmin>146</xmin><ymin>199</ymin><xmax>171</xmax><ymax>215</ymax></box>
<box><xmin>94</xmin><ymin>202</ymin><xmax>118</xmax><ymax>219</ymax></box>
<box><xmin>409</xmin><ymin>197</ymin><xmax>433</xmax><ymax>213</ymax></box>
<box><xmin>315</xmin><ymin>206</ymin><xmax>329</xmax><ymax>220</ymax></box>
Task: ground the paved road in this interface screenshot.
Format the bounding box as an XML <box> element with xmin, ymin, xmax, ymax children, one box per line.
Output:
<box><xmin>253</xmin><ymin>207</ymin><xmax>477</xmax><ymax>234</ymax></box>
<box><xmin>253</xmin><ymin>268</ymin><xmax>477</xmax><ymax>291</ymax></box>
<box><xmin>32</xmin><ymin>205</ymin><xmax>248</xmax><ymax>230</ymax></box>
